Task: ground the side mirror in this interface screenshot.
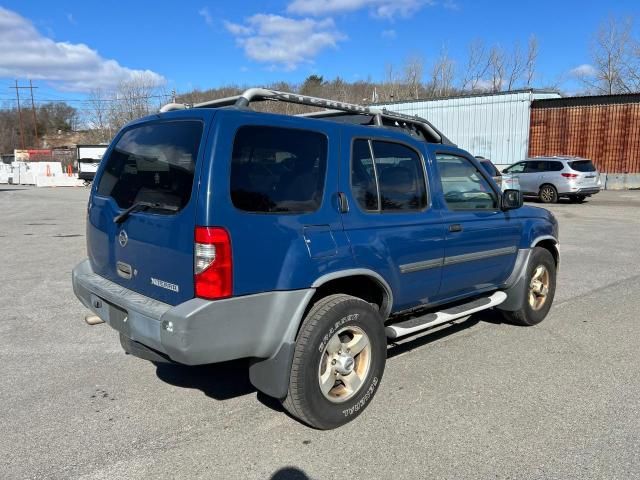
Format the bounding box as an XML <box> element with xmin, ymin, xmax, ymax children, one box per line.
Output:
<box><xmin>501</xmin><ymin>189</ymin><xmax>523</xmax><ymax>210</ymax></box>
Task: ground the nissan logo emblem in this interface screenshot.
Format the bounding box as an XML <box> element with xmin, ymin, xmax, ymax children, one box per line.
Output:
<box><xmin>118</xmin><ymin>230</ymin><xmax>128</xmax><ymax>247</ymax></box>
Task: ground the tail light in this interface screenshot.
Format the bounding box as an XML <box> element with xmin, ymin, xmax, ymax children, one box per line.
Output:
<box><xmin>194</xmin><ymin>226</ymin><xmax>232</xmax><ymax>300</ymax></box>
<box><xmin>561</xmin><ymin>173</ymin><xmax>579</xmax><ymax>178</ymax></box>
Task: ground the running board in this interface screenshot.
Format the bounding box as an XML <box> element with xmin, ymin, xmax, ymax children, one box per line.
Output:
<box><xmin>385</xmin><ymin>291</ymin><xmax>507</xmax><ymax>340</ymax></box>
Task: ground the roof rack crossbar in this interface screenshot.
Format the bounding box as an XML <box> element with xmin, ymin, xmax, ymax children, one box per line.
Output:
<box><xmin>160</xmin><ymin>87</ymin><xmax>452</xmax><ymax>144</ymax></box>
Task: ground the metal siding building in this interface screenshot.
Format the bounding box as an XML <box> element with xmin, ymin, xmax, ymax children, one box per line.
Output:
<box><xmin>529</xmin><ymin>93</ymin><xmax>640</xmax><ymax>175</ymax></box>
<box><xmin>378</xmin><ymin>90</ymin><xmax>561</xmax><ymax>168</ymax></box>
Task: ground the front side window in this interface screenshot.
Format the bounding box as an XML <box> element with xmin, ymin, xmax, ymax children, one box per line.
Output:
<box><xmin>230</xmin><ymin>126</ymin><xmax>327</xmax><ymax>213</ymax></box>
<box><xmin>504</xmin><ymin>162</ymin><xmax>525</xmax><ymax>174</ymax></box>
<box><xmin>350</xmin><ymin>139</ymin><xmax>427</xmax><ymax>212</ymax></box>
<box><xmin>97</xmin><ymin>121</ymin><xmax>203</xmax><ymax>211</ymax></box>
<box><xmin>436</xmin><ymin>154</ymin><xmax>497</xmax><ymax>210</ymax></box>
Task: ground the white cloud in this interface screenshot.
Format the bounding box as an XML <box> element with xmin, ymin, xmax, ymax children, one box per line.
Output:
<box><xmin>381</xmin><ymin>29</ymin><xmax>396</xmax><ymax>39</ymax></box>
<box><xmin>224</xmin><ymin>14</ymin><xmax>345</xmax><ymax>70</ymax></box>
<box><xmin>570</xmin><ymin>64</ymin><xmax>597</xmax><ymax>78</ymax></box>
<box><xmin>198</xmin><ymin>7</ymin><xmax>213</xmax><ymax>26</ymax></box>
<box><xmin>287</xmin><ymin>0</ymin><xmax>434</xmax><ymax>19</ymax></box>
<box><xmin>0</xmin><ymin>7</ymin><xmax>165</xmax><ymax>92</ymax></box>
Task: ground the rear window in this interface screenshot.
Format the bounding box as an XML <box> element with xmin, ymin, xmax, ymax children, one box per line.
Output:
<box><xmin>230</xmin><ymin>126</ymin><xmax>327</xmax><ymax>213</ymax></box>
<box><xmin>569</xmin><ymin>160</ymin><xmax>596</xmax><ymax>172</ymax></box>
<box><xmin>96</xmin><ymin>121</ymin><xmax>202</xmax><ymax>211</ymax></box>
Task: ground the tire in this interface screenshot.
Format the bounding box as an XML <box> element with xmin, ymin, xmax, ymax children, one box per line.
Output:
<box><xmin>281</xmin><ymin>294</ymin><xmax>386</xmax><ymax>429</ymax></box>
<box><xmin>502</xmin><ymin>247</ymin><xmax>556</xmax><ymax>326</ymax></box>
<box><xmin>539</xmin><ymin>184</ymin><xmax>558</xmax><ymax>204</ymax></box>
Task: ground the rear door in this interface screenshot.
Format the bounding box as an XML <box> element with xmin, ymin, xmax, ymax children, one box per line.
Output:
<box><xmin>88</xmin><ymin>114</ymin><xmax>211</xmax><ymax>305</ymax></box>
<box><xmin>340</xmin><ymin>134</ymin><xmax>445</xmax><ymax>311</ymax></box>
<box><xmin>431</xmin><ymin>149</ymin><xmax>521</xmax><ymax>300</ymax></box>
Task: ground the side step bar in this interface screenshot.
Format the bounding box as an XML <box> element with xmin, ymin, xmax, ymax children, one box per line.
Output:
<box><xmin>385</xmin><ymin>291</ymin><xmax>507</xmax><ymax>340</ymax></box>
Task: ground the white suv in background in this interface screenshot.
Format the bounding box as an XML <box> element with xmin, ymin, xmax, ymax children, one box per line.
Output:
<box><xmin>502</xmin><ymin>157</ymin><xmax>602</xmax><ymax>203</ymax></box>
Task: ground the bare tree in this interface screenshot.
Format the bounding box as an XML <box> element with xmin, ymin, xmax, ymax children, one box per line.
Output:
<box><xmin>382</xmin><ymin>63</ymin><xmax>401</xmax><ymax>101</ymax></box>
<box><xmin>505</xmin><ymin>42</ymin><xmax>526</xmax><ymax>91</ymax></box>
<box><xmin>526</xmin><ymin>35</ymin><xmax>539</xmax><ymax>87</ymax></box>
<box><xmin>583</xmin><ymin>16</ymin><xmax>640</xmax><ymax>94</ymax></box>
<box><xmin>489</xmin><ymin>46</ymin><xmax>506</xmax><ymax>92</ymax></box>
<box><xmin>85</xmin><ymin>89</ymin><xmax>112</xmax><ymax>143</ymax></box>
<box><xmin>461</xmin><ymin>39</ymin><xmax>491</xmax><ymax>91</ymax></box>
<box><xmin>403</xmin><ymin>55</ymin><xmax>425</xmax><ymax>100</ymax></box>
<box><xmin>430</xmin><ymin>48</ymin><xmax>455</xmax><ymax>97</ymax></box>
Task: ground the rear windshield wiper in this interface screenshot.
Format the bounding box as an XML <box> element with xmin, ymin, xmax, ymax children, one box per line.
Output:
<box><xmin>113</xmin><ymin>201</ymin><xmax>179</xmax><ymax>224</ymax></box>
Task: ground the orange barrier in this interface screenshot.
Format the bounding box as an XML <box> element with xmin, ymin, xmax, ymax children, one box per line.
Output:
<box><xmin>67</xmin><ymin>164</ymin><xmax>73</xmax><ymax>176</ymax></box>
<box><xmin>46</xmin><ymin>164</ymin><xmax>51</xmax><ymax>177</ymax></box>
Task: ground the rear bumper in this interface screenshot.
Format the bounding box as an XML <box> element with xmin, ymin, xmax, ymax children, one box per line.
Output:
<box><xmin>559</xmin><ymin>186</ymin><xmax>601</xmax><ymax>196</ymax></box>
<box><xmin>72</xmin><ymin>259</ymin><xmax>314</xmax><ymax>365</ymax></box>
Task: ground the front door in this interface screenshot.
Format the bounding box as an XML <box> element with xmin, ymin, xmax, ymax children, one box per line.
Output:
<box><xmin>340</xmin><ymin>135</ymin><xmax>445</xmax><ymax>312</ymax></box>
<box><xmin>431</xmin><ymin>150</ymin><xmax>521</xmax><ymax>301</ymax></box>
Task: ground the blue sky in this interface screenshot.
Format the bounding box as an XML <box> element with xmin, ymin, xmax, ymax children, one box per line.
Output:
<box><xmin>0</xmin><ymin>0</ymin><xmax>639</xmax><ymax>104</ymax></box>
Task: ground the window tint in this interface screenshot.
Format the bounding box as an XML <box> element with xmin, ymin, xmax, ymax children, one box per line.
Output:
<box><xmin>97</xmin><ymin>121</ymin><xmax>202</xmax><ymax>211</ymax></box>
<box><xmin>525</xmin><ymin>161</ymin><xmax>546</xmax><ymax>173</ymax></box>
<box><xmin>569</xmin><ymin>160</ymin><xmax>596</xmax><ymax>172</ymax></box>
<box><xmin>230</xmin><ymin>126</ymin><xmax>327</xmax><ymax>213</ymax></box>
<box><xmin>436</xmin><ymin>154</ymin><xmax>497</xmax><ymax>210</ymax></box>
<box><xmin>351</xmin><ymin>140</ymin><xmax>378</xmax><ymax>211</ymax></box>
<box><xmin>505</xmin><ymin>162</ymin><xmax>525</xmax><ymax>174</ymax></box>
<box><xmin>546</xmin><ymin>161</ymin><xmax>564</xmax><ymax>171</ymax></box>
<box><xmin>372</xmin><ymin>141</ymin><xmax>427</xmax><ymax>211</ymax></box>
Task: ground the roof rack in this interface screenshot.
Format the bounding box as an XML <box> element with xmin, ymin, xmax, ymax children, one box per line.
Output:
<box><xmin>160</xmin><ymin>87</ymin><xmax>453</xmax><ymax>145</ymax></box>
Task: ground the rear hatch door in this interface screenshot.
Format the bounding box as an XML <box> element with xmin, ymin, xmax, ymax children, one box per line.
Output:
<box><xmin>569</xmin><ymin>160</ymin><xmax>599</xmax><ymax>187</ymax></box>
<box><xmin>87</xmin><ymin>115</ymin><xmax>210</xmax><ymax>305</ymax></box>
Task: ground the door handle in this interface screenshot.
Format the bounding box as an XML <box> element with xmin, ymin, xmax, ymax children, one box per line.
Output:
<box><xmin>448</xmin><ymin>224</ymin><xmax>463</xmax><ymax>233</ymax></box>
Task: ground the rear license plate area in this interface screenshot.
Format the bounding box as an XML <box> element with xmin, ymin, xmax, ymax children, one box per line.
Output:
<box><xmin>90</xmin><ymin>293</ymin><xmax>130</xmax><ymax>336</ymax></box>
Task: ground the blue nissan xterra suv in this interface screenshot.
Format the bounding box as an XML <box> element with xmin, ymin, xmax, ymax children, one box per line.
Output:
<box><xmin>73</xmin><ymin>88</ymin><xmax>559</xmax><ymax>429</ymax></box>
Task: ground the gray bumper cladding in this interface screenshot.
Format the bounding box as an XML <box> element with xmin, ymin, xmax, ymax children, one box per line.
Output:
<box><xmin>72</xmin><ymin>259</ymin><xmax>314</xmax><ymax>365</ymax></box>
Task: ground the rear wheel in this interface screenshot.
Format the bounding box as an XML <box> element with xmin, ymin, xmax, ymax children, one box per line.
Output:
<box><xmin>282</xmin><ymin>294</ymin><xmax>386</xmax><ymax>429</ymax></box>
<box><xmin>502</xmin><ymin>247</ymin><xmax>556</xmax><ymax>326</ymax></box>
<box><xmin>539</xmin><ymin>184</ymin><xmax>558</xmax><ymax>204</ymax></box>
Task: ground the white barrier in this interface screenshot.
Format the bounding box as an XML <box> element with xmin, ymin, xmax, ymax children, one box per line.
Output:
<box><xmin>7</xmin><ymin>161</ymin><xmax>84</xmax><ymax>187</ymax></box>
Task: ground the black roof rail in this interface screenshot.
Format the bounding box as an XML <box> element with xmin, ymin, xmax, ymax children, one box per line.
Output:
<box><xmin>160</xmin><ymin>87</ymin><xmax>454</xmax><ymax>145</ymax></box>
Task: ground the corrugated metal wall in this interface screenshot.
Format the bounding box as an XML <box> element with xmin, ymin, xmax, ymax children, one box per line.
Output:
<box><xmin>529</xmin><ymin>102</ymin><xmax>640</xmax><ymax>174</ymax></box>
<box><xmin>378</xmin><ymin>90</ymin><xmax>560</xmax><ymax>167</ymax></box>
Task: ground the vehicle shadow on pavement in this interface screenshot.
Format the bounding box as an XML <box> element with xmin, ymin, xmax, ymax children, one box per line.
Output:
<box><xmin>270</xmin><ymin>467</ymin><xmax>310</xmax><ymax>479</ymax></box>
<box><xmin>154</xmin><ymin>359</ymin><xmax>256</xmax><ymax>400</ymax></box>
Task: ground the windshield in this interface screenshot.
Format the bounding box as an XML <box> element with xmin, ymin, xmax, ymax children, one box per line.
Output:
<box><xmin>569</xmin><ymin>160</ymin><xmax>596</xmax><ymax>172</ymax></box>
<box><xmin>97</xmin><ymin>121</ymin><xmax>203</xmax><ymax>211</ymax></box>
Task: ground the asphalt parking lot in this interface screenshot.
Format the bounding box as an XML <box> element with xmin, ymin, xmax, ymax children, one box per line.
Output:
<box><xmin>1</xmin><ymin>186</ymin><xmax>639</xmax><ymax>480</ymax></box>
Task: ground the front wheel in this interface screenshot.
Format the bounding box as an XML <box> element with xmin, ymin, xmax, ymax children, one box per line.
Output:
<box><xmin>502</xmin><ymin>247</ymin><xmax>556</xmax><ymax>326</ymax></box>
<box><xmin>282</xmin><ymin>294</ymin><xmax>387</xmax><ymax>429</ymax></box>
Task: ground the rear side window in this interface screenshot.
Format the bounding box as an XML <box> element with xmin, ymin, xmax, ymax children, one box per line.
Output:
<box><xmin>230</xmin><ymin>126</ymin><xmax>327</xmax><ymax>213</ymax></box>
<box><xmin>569</xmin><ymin>160</ymin><xmax>596</xmax><ymax>172</ymax></box>
<box><xmin>373</xmin><ymin>141</ymin><xmax>427</xmax><ymax>211</ymax></box>
<box><xmin>97</xmin><ymin>121</ymin><xmax>202</xmax><ymax>211</ymax></box>
<box><xmin>350</xmin><ymin>139</ymin><xmax>427</xmax><ymax>212</ymax></box>
<box><xmin>546</xmin><ymin>161</ymin><xmax>564</xmax><ymax>171</ymax></box>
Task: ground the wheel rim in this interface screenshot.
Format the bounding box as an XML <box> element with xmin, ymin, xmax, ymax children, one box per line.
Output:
<box><xmin>529</xmin><ymin>265</ymin><xmax>550</xmax><ymax>311</ymax></box>
<box><xmin>318</xmin><ymin>325</ymin><xmax>372</xmax><ymax>403</ymax></box>
<box><xmin>541</xmin><ymin>187</ymin><xmax>554</xmax><ymax>202</ymax></box>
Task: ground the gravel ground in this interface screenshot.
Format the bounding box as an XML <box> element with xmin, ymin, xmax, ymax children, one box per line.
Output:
<box><xmin>1</xmin><ymin>185</ymin><xmax>639</xmax><ymax>480</ymax></box>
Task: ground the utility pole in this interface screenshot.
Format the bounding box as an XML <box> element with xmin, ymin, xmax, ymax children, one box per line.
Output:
<box><xmin>9</xmin><ymin>81</ymin><xmax>40</xmax><ymax>149</ymax></box>
<box><xmin>11</xmin><ymin>80</ymin><xmax>26</xmax><ymax>150</ymax></box>
<box><xmin>29</xmin><ymin>80</ymin><xmax>39</xmax><ymax>145</ymax></box>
